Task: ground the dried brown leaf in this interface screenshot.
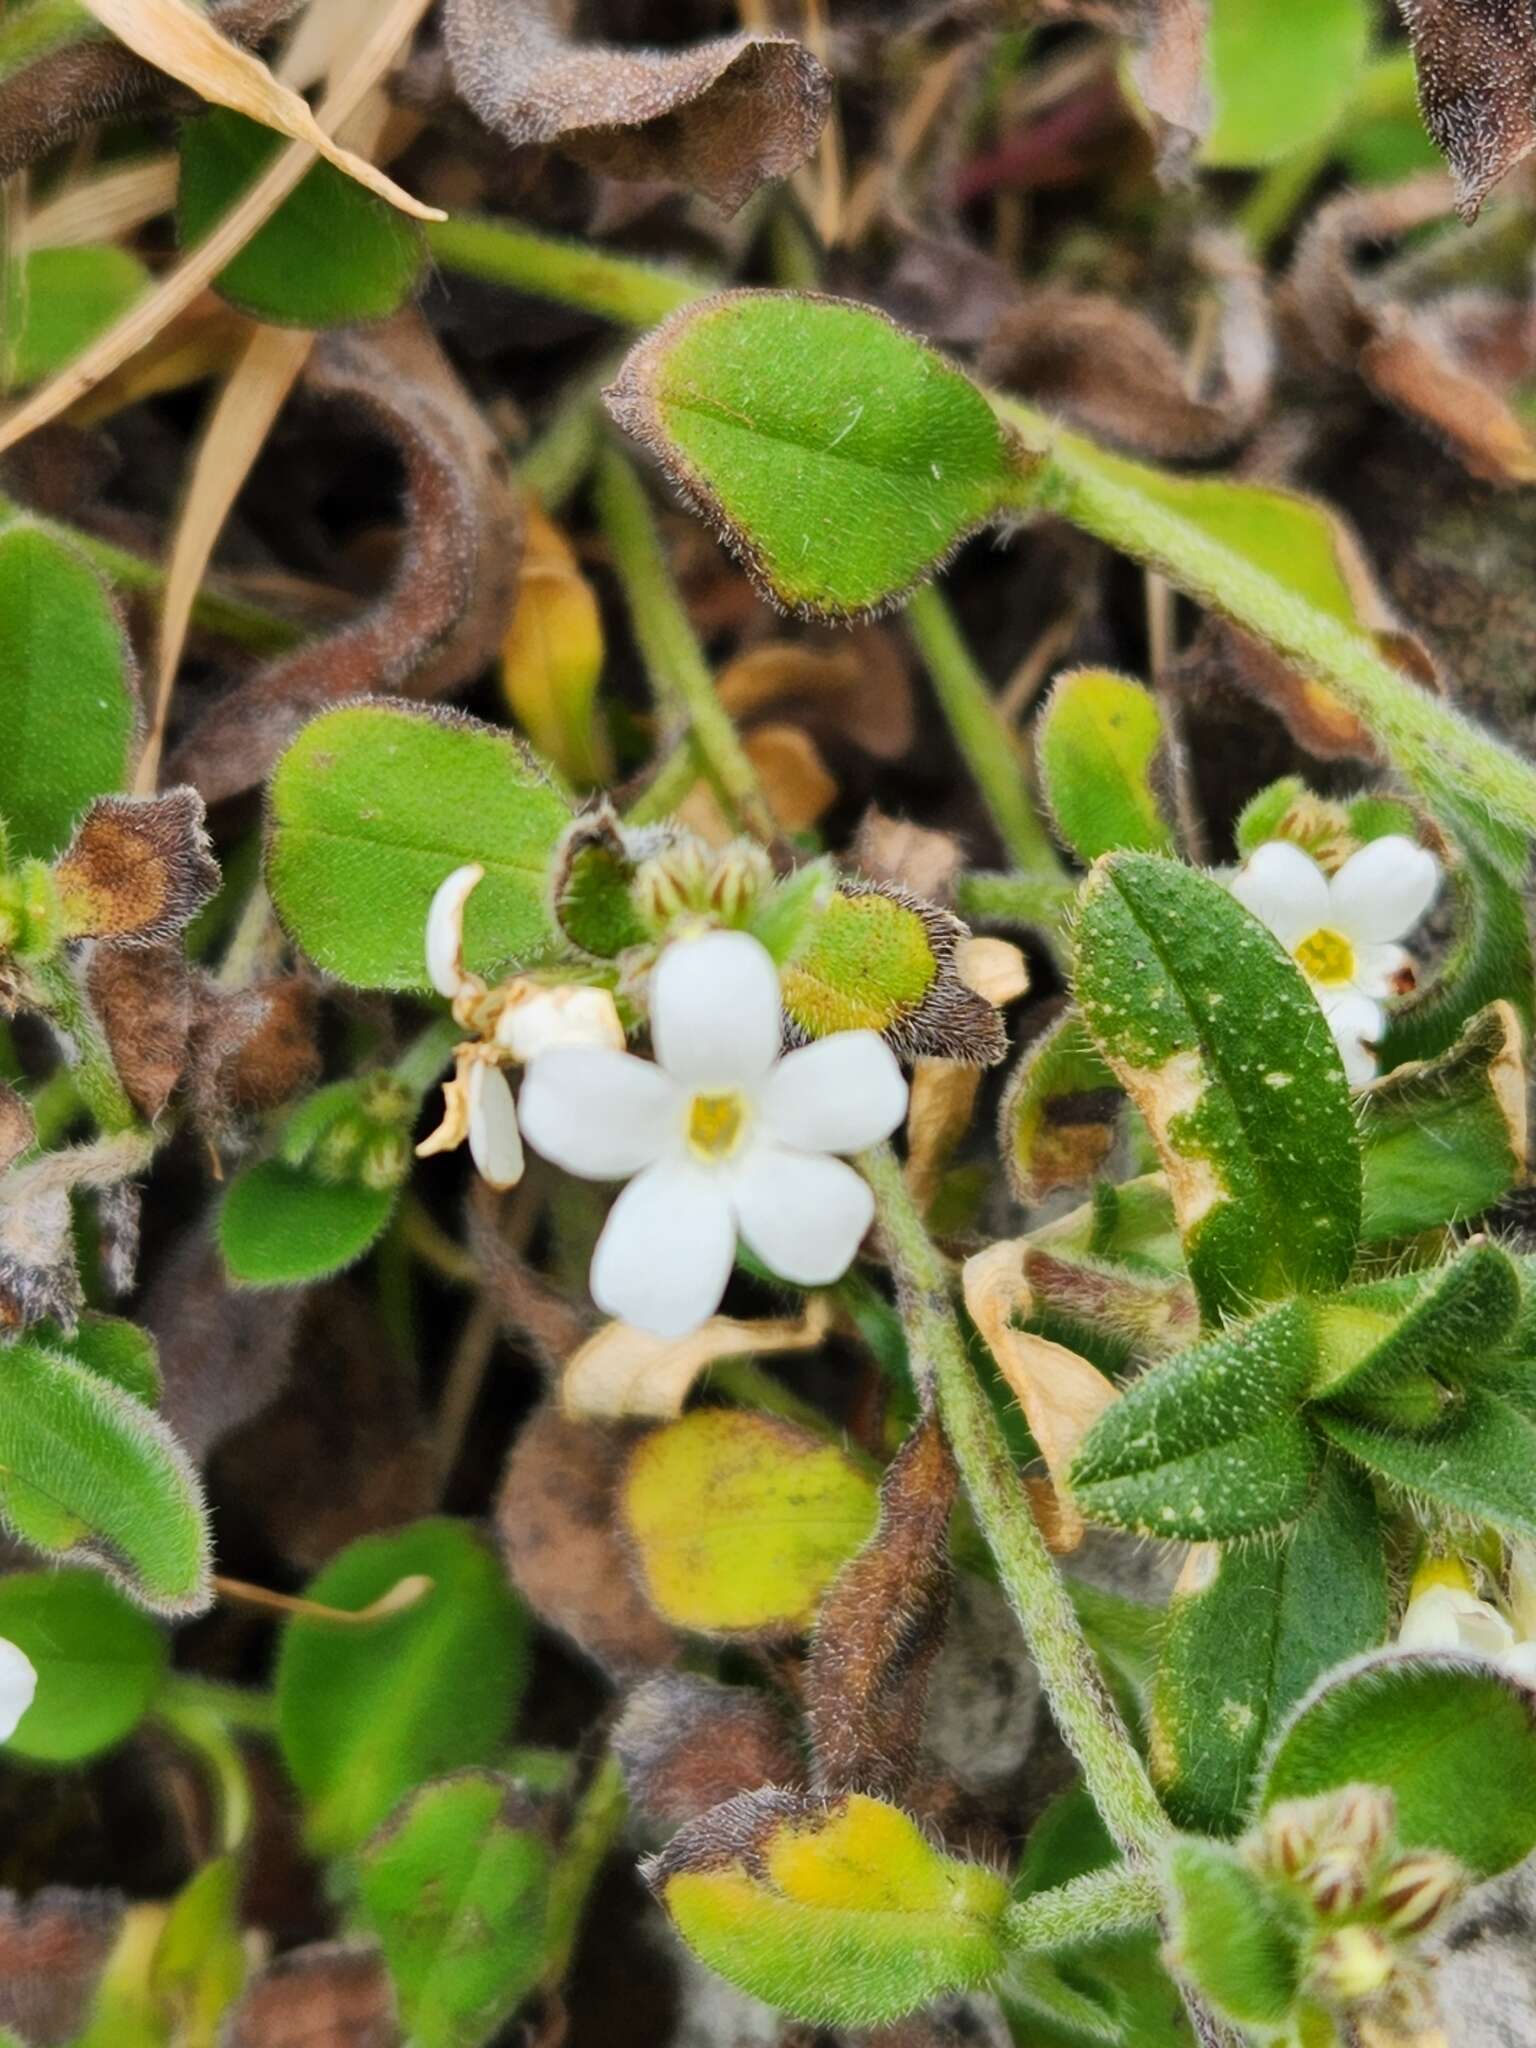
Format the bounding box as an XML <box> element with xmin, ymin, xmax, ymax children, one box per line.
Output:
<box><xmin>1289</xmin><ymin>177</ymin><xmax>1536</xmax><ymax>486</ymax></box>
<box><xmin>86</xmin><ymin>944</ymin><xmax>194</xmax><ymax>1123</ymax></box>
<box><xmin>854</xmin><ymin>811</ymin><xmax>963</xmax><ymax>907</ymax></box>
<box><xmin>1022</xmin><ymin>1243</ymin><xmax>1199</xmax><ymax>1359</ymax></box>
<box><xmin>716</xmin><ymin>634</ymin><xmax>917</xmax><ymax>765</ymax></box>
<box><xmin>741</xmin><ymin>724</ymin><xmax>838</xmax><ymax>832</ymax></box>
<box><xmin>172</xmin><ymin>318</ymin><xmax>523</xmax><ymax>802</ymax></box>
<box><xmin>1397</xmin><ymin>0</ymin><xmax>1536</xmax><ymax>220</ymax></box>
<box><xmin>0</xmin><ymin>1133</ymin><xmax>153</xmax><ymax>1337</ymax></box>
<box><xmin>54</xmin><ymin>788</ymin><xmax>219</xmax><ymax>946</ymax></box>
<box><xmin>962</xmin><ymin>1239</ymin><xmax>1119</xmax><ymax>1552</ymax></box>
<box><xmin>443</xmin><ymin>0</ymin><xmax>831</xmax><ymax>216</ymax></box>
<box><xmin>614</xmin><ymin>1673</ymin><xmax>804</xmax><ymax>1828</ymax></box>
<box><xmin>0</xmin><ymin>1888</ymin><xmax>122</xmax><ymax>2047</ymax></box>
<box><xmin>496</xmin><ymin>1402</ymin><xmax>680</xmax><ymax>1677</ymax></box>
<box><xmin>145</xmin><ymin>1231</ymin><xmax>301</xmax><ymax>1459</ymax></box>
<box><xmin>190</xmin><ymin>973</ymin><xmax>321</xmax><ymax>1122</ymax></box>
<box><xmin>562</xmin><ymin>1296</ymin><xmax>832</xmax><ymax>1422</ymax></box>
<box><xmin>219</xmin><ymin>1941</ymin><xmax>398</xmax><ymax>2048</ymax></box>
<box><xmin>1032</xmin><ymin>0</ymin><xmax>1211</xmax><ymax>178</ymax></box>
<box><xmin>904</xmin><ymin>1061</ymin><xmax>984</xmax><ymax>1216</ymax></box>
<box><xmin>804</xmin><ymin>1411</ymin><xmax>958</xmax><ymax>1798</ymax></box>
<box><xmin>999</xmin><ymin>1002</ymin><xmax>1123</xmax><ymax>1203</ymax></box>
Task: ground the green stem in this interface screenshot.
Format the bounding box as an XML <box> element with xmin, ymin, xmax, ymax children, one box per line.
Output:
<box><xmin>904</xmin><ymin>585</ymin><xmax>1067</xmax><ymax>878</ymax></box>
<box><xmin>157</xmin><ymin>1670</ymin><xmax>279</xmax><ymax>1737</ymax></box>
<box><xmin>859</xmin><ymin>1141</ymin><xmax>1169</xmax><ymax>1868</ymax></box>
<box><xmin>593</xmin><ymin>443</ymin><xmax>776</xmax><ymax>843</ymax></box>
<box><xmin>391</xmin><ymin>1015</ymin><xmax>463</xmax><ymax>1099</ymax></box>
<box><xmin>24</xmin><ymin>1066</ymin><xmax>84</xmax><ymax>1149</ymax></box>
<box><xmin>0</xmin><ymin>495</ymin><xmax>302</xmax><ymax>654</ymax></box>
<box><xmin>427</xmin><ymin>216</ymin><xmax>710</xmax><ymax>330</ymax></box>
<box><xmin>154</xmin><ymin>1689</ymin><xmax>255</xmax><ymax>1854</ymax></box>
<box><xmin>624</xmin><ymin>734</ymin><xmax>705</xmax><ymax>826</ymax></box>
<box><xmin>517</xmin><ymin>371</ymin><xmax>609</xmax><ymax>513</ymax></box>
<box><xmin>1002</xmin><ymin>1864</ymin><xmax>1162</xmax><ymax>1953</ymax></box>
<box><xmin>30</xmin><ymin>955</ymin><xmax>138</xmax><ymax>1135</ymax></box>
<box><xmin>954</xmin><ymin>868</ymin><xmax>1075</xmax><ymax>937</ymax></box>
<box><xmin>541</xmin><ymin>1752</ymin><xmax>628</xmax><ymax>1988</ymax></box>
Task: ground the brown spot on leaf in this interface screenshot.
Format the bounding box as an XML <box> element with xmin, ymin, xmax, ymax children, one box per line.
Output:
<box><xmin>54</xmin><ymin>788</ymin><xmax>219</xmax><ymax>947</ymax></box>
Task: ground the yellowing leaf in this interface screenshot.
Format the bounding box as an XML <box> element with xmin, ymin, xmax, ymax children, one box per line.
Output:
<box><xmin>620</xmin><ymin>1408</ymin><xmax>878</xmax><ymax>1635</ymax></box>
<box><xmin>499</xmin><ymin>498</ymin><xmax>610</xmax><ymax>786</ymax></box>
<box><xmin>79</xmin><ymin>0</ymin><xmax>442</xmax><ymax>221</ymax></box>
<box><xmin>561</xmin><ymin>1297</ymin><xmax>832</xmax><ymax>1421</ymax></box>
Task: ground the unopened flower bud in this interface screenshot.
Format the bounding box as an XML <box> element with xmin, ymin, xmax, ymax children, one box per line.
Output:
<box><xmin>360</xmin><ymin>1127</ymin><xmax>411</xmax><ymax>1193</ymax></box>
<box><xmin>312</xmin><ymin>1117</ymin><xmax>366</xmax><ymax>1185</ymax></box>
<box><xmin>1328</xmin><ymin>1785</ymin><xmax>1396</xmax><ymax>1861</ymax></box>
<box><xmin>1262</xmin><ymin>1801</ymin><xmax>1320</xmax><ymax>1878</ymax></box>
<box><xmin>1306</xmin><ymin>1846</ymin><xmax>1371</xmax><ymax>1920</ymax></box>
<box><xmin>359</xmin><ymin>1073</ymin><xmax>413</xmax><ymax>1127</ymax></box>
<box><xmin>633</xmin><ymin>837</ymin><xmax>712</xmax><ymax>932</ymax></box>
<box><xmin>1311</xmin><ymin>1925</ymin><xmax>1395</xmax><ymax>2005</ymax></box>
<box><xmin>708</xmin><ymin>842</ymin><xmax>772</xmax><ymax>924</ymax></box>
<box><xmin>1376</xmin><ymin>1853</ymin><xmax>1465</xmax><ymax>1938</ymax></box>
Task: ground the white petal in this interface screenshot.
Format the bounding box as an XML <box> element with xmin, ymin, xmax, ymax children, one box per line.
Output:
<box><xmin>591</xmin><ymin>1160</ymin><xmax>735</xmax><ymax>1338</ymax></box>
<box><xmin>1229</xmin><ymin>842</ymin><xmax>1330</xmax><ymax>946</ymax></box>
<box><xmin>1399</xmin><ymin>1584</ymin><xmax>1515</xmax><ymax>1658</ymax></box>
<box><xmin>425</xmin><ymin>863</ymin><xmax>484</xmax><ymax>999</ymax></box>
<box><xmin>1319</xmin><ymin>992</ymin><xmax>1383</xmax><ymax>1089</ymax></box>
<box><xmin>1328</xmin><ymin>836</ymin><xmax>1441</xmax><ymax>945</ymax></box>
<box><xmin>0</xmin><ymin>1639</ymin><xmax>36</xmax><ymax>1743</ymax></box>
<box><xmin>1501</xmin><ymin>1641</ymin><xmax>1536</xmax><ymax>1687</ymax></box>
<box><xmin>730</xmin><ymin>1142</ymin><xmax>874</xmax><ymax>1286</ymax></box>
<box><xmin>1351</xmin><ymin>942</ymin><xmax>1411</xmax><ymax>1002</ymax></box>
<box><xmin>758</xmin><ymin>1032</ymin><xmax>909</xmax><ymax>1156</ymax></box>
<box><xmin>650</xmin><ymin>930</ymin><xmax>782</xmax><ymax>1089</ymax></box>
<box><xmin>496</xmin><ymin>985</ymin><xmax>625</xmax><ymax>1061</ymax></box>
<box><xmin>466</xmin><ymin>1062</ymin><xmax>524</xmax><ymax>1190</ymax></box>
<box><xmin>518</xmin><ymin>1048</ymin><xmax>681</xmax><ymax>1179</ymax></box>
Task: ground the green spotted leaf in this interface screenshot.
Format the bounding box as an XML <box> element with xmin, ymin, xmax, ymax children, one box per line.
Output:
<box><xmin>1036</xmin><ymin>670</ymin><xmax>1175</xmax><ymax>862</ymax></box>
<box><xmin>1313</xmin><ymin>1239</ymin><xmax>1523</xmax><ymax>1421</ymax></box>
<box><xmin>1073</xmin><ymin>853</ymin><xmax>1361</xmax><ymax>1321</ymax></box>
<box><xmin>1317</xmin><ymin>1392</ymin><xmax>1536</xmax><ymax>1538</ymax></box>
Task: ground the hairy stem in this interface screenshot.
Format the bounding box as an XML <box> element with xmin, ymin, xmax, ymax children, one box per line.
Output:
<box><xmin>541</xmin><ymin>1751</ymin><xmax>628</xmax><ymax>1988</ymax></box>
<box><xmin>860</xmin><ymin>1141</ymin><xmax>1169</xmax><ymax>1866</ymax></box>
<box><xmin>1003</xmin><ymin>1864</ymin><xmax>1162</xmax><ymax>1952</ymax></box>
<box><xmin>30</xmin><ymin>955</ymin><xmax>138</xmax><ymax>1135</ymax></box>
<box><xmin>427</xmin><ymin>215</ymin><xmax>710</xmax><ymax>331</ymax></box>
<box><xmin>594</xmin><ymin>443</ymin><xmax>776</xmax><ymax>843</ymax></box>
<box><xmin>905</xmin><ymin>585</ymin><xmax>1067</xmax><ymax>878</ymax></box>
<box><xmin>955</xmin><ymin>868</ymin><xmax>1075</xmax><ymax>941</ymax></box>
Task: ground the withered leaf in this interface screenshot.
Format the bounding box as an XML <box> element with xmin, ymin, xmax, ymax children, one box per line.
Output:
<box><xmin>562</xmin><ymin>1297</ymin><xmax>832</xmax><ymax>1422</ymax></box>
<box><xmin>0</xmin><ymin>0</ymin><xmax>304</xmax><ymax>180</ymax></box>
<box><xmin>85</xmin><ymin>945</ymin><xmax>193</xmax><ymax>1124</ymax></box>
<box><xmin>1397</xmin><ymin>0</ymin><xmax>1536</xmax><ymax>220</ymax></box>
<box><xmin>145</xmin><ymin>1230</ymin><xmax>302</xmax><ymax>1459</ymax></box>
<box><xmin>497</xmin><ymin>1402</ymin><xmax>680</xmax><ymax>1677</ymax></box>
<box><xmin>0</xmin><ymin>1888</ymin><xmax>122</xmax><ymax>2047</ymax></box>
<box><xmin>187</xmin><ymin>973</ymin><xmax>321</xmax><ymax>1127</ymax></box>
<box><xmin>54</xmin><ymin>789</ymin><xmax>219</xmax><ymax>947</ymax></box>
<box><xmin>1032</xmin><ymin>0</ymin><xmax>1210</xmax><ymax>179</ymax></box>
<box><xmin>804</xmin><ymin>1412</ymin><xmax>958</xmax><ymax>1799</ymax></box>
<box><xmin>220</xmin><ymin>1941</ymin><xmax>398</xmax><ymax>2048</ymax></box>
<box><xmin>171</xmin><ymin>317</ymin><xmax>522</xmax><ymax>804</ymax></box>
<box><xmin>443</xmin><ymin>0</ymin><xmax>831</xmax><ymax>216</ymax></box>
<box><xmin>716</xmin><ymin>633</ymin><xmax>917</xmax><ymax>766</ymax></box>
<box><xmin>614</xmin><ymin>1673</ymin><xmax>804</xmax><ymax>1829</ymax></box>
<box><xmin>854</xmin><ymin>811</ymin><xmax>963</xmax><ymax>908</ymax></box>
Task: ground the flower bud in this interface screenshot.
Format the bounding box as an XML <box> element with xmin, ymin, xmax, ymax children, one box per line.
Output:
<box><xmin>1376</xmin><ymin>1853</ymin><xmax>1466</xmax><ymax>1938</ymax></box>
<box><xmin>1327</xmin><ymin>1784</ymin><xmax>1396</xmax><ymax>1861</ymax></box>
<box><xmin>1310</xmin><ymin>1925</ymin><xmax>1395</xmax><ymax>2005</ymax></box>
<box><xmin>311</xmin><ymin>1116</ymin><xmax>367</xmax><ymax>1185</ymax></box>
<box><xmin>1261</xmin><ymin>1800</ymin><xmax>1321</xmax><ymax>1878</ymax></box>
<box><xmin>1306</xmin><ymin>1846</ymin><xmax>1371</xmax><ymax>1921</ymax></box>
<box><xmin>633</xmin><ymin>838</ymin><xmax>713</xmax><ymax>932</ymax></box>
<box><xmin>708</xmin><ymin>842</ymin><xmax>772</xmax><ymax>924</ymax></box>
<box><xmin>360</xmin><ymin>1127</ymin><xmax>412</xmax><ymax>1193</ymax></box>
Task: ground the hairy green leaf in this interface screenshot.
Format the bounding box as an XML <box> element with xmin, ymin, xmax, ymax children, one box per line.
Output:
<box><xmin>1202</xmin><ymin>0</ymin><xmax>1369</xmax><ymax>166</ymax></box>
<box><xmin>219</xmin><ymin>1159</ymin><xmax>396</xmax><ymax>1288</ymax></box>
<box><xmin>1164</xmin><ymin>1838</ymin><xmax>1301</xmax><ymax>2027</ymax></box>
<box><xmin>2</xmin><ymin>245</ymin><xmax>148</xmax><ymax>387</ymax></box>
<box><xmin>1036</xmin><ymin>670</ymin><xmax>1174</xmax><ymax>862</ymax></box>
<box><xmin>0</xmin><ymin>1567</ymin><xmax>165</xmax><ymax>1763</ymax></box>
<box><xmin>1318</xmin><ymin>1392</ymin><xmax>1536</xmax><ymax>1537</ymax></box>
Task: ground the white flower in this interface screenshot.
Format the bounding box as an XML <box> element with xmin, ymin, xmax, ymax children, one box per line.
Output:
<box><xmin>0</xmin><ymin>1638</ymin><xmax>37</xmax><ymax>1742</ymax></box>
<box><xmin>1397</xmin><ymin>1577</ymin><xmax>1536</xmax><ymax>1685</ymax></box>
<box><xmin>419</xmin><ymin>865</ymin><xmax>624</xmax><ymax>1192</ymax></box>
<box><xmin>1229</xmin><ymin>835</ymin><xmax>1441</xmax><ymax>1087</ymax></box>
<box><xmin>519</xmin><ymin>929</ymin><xmax>909</xmax><ymax>1339</ymax></box>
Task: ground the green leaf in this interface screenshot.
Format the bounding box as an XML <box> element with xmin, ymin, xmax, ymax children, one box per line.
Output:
<box><xmin>358</xmin><ymin>1770</ymin><xmax>550</xmax><ymax>2048</ymax></box>
<box><xmin>218</xmin><ymin>1158</ymin><xmax>396</xmax><ymax>1288</ymax></box>
<box><xmin>1164</xmin><ymin>1839</ymin><xmax>1301</xmax><ymax>2027</ymax></box>
<box><xmin>150</xmin><ymin>1856</ymin><xmax>246</xmax><ymax>2045</ymax></box>
<box><xmin>1150</xmin><ymin>1459</ymin><xmax>1387</xmax><ymax>1833</ymax></box>
<box><xmin>33</xmin><ymin>1312</ymin><xmax>162</xmax><ymax>1406</ymax></box>
<box><xmin>1201</xmin><ymin>0</ymin><xmax>1370</xmax><ymax>167</ymax></box>
<box><xmin>1380</xmin><ymin>835</ymin><xmax>1535</xmax><ymax>1066</ymax></box>
<box><xmin>0</xmin><ymin>1567</ymin><xmax>166</xmax><ymax>1763</ymax></box>
<box><xmin>178</xmin><ymin>109</ymin><xmax>424</xmax><ymax>326</ymax></box>
<box><xmin>1036</xmin><ymin>670</ymin><xmax>1175</xmax><ymax>862</ymax></box>
<box><xmin>620</xmin><ymin>1409</ymin><xmax>879</xmax><ymax>1636</ymax></box>
<box><xmin>0</xmin><ymin>1343</ymin><xmax>210</xmax><ymax>1616</ymax></box>
<box><xmin>1071</xmin><ymin>1302</ymin><xmax>1320</xmax><ymax>1541</ymax></box>
<box><xmin>606</xmin><ymin>291</ymin><xmax>1032</xmax><ymax>619</ymax></box>
<box><xmin>1261</xmin><ymin>1653</ymin><xmax>1536</xmax><ymax>1878</ymax></box>
<box><xmin>276</xmin><ymin>1519</ymin><xmax>529</xmax><ymax>1855</ymax></box>
<box><xmin>1317</xmin><ymin>1392</ymin><xmax>1536</xmax><ymax>1538</ymax></box>
<box><xmin>1361</xmin><ymin>1003</ymin><xmax>1527</xmax><ymax>1240</ymax></box>
<box><xmin>2</xmin><ymin>245</ymin><xmax>149</xmax><ymax>387</ymax></box>
<box><xmin>1073</xmin><ymin>853</ymin><xmax>1361</xmax><ymax>1321</ymax></box>
<box><xmin>999</xmin><ymin>1008</ymin><xmax>1123</xmax><ymax>1204</ymax></box>
<box><xmin>648</xmin><ymin>1788</ymin><xmax>1010</xmax><ymax>2027</ymax></box>
<box><xmin>0</xmin><ymin>521</ymin><xmax>135</xmax><ymax>859</ymax></box>
<box><xmin>1313</xmin><ymin>1240</ymin><xmax>1523</xmax><ymax>1417</ymax></box>
<box><xmin>266</xmin><ymin>701</ymin><xmax>570</xmax><ymax>991</ymax></box>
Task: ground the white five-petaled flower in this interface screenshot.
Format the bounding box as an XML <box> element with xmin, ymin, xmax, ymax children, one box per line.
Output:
<box><xmin>518</xmin><ymin>929</ymin><xmax>909</xmax><ymax>1339</ymax></box>
<box><xmin>1397</xmin><ymin>1578</ymin><xmax>1536</xmax><ymax>1686</ymax></box>
<box><xmin>0</xmin><ymin>1637</ymin><xmax>36</xmax><ymax>1742</ymax></box>
<box><xmin>420</xmin><ymin>864</ymin><xmax>624</xmax><ymax>1192</ymax></box>
<box><xmin>1229</xmin><ymin>835</ymin><xmax>1441</xmax><ymax>1087</ymax></box>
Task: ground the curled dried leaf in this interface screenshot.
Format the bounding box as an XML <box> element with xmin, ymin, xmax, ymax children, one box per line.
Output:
<box><xmin>717</xmin><ymin>635</ymin><xmax>917</xmax><ymax>766</ymax></box>
<box><xmin>172</xmin><ymin>318</ymin><xmax>522</xmax><ymax>803</ymax></box>
<box><xmin>85</xmin><ymin>944</ymin><xmax>194</xmax><ymax>1123</ymax></box>
<box><xmin>562</xmin><ymin>1296</ymin><xmax>833</xmax><ymax>1422</ymax></box>
<box><xmin>219</xmin><ymin>1941</ymin><xmax>396</xmax><ymax>2048</ymax></box>
<box><xmin>1033</xmin><ymin>0</ymin><xmax>1211</xmax><ymax>179</ymax></box>
<box><xmin>615</xmin><ymin>1673</ymin><xmax>804</xmax><ymax>1828</ymax></box>
<box><xmin>1289</xmin><ymin>176</ymin><xmax>1536</xmax><ymax>487</ymax></box>
<box><xmin>854</xmin><ymin>812</ymin><xmax>964</xmax><ymax>907</ymax></box>
<box><xmin>961</xmin><ymin>1239</ymin><xmax>1119</xmax><ymax>1552</ymax></box>
<box><xmin>443</xmin><ymin>0</ymin><xmax>831</xmax><ymax>216</ymax></box>
<box><xmin>0</xmin><ymin>1133</ymin><xmax>154</xmax><ymax>1339</ymax></box>
<box><xmin>145</xmin><ymin>1231</ymin><xmax>301</xmax><ymax>1460</ymax></box>
<box><xmin>54</xmin><ymin>788</ymin><xmax>219</xmax><ymax>946</ymax></box>
<box><xmin>804</xmin><ymin>1412</ymin><xmax>958</xmax><ymax>1799</ymax></box>
<box><xmin>1398</xmin><ymin>0</ymin><xmax>1536</xmax><ymax>220</ymax></box>
<box><xmin>0</xmin><ymin>1888</ymin><xmax>123</xmax><ymax>2048</ymax></box>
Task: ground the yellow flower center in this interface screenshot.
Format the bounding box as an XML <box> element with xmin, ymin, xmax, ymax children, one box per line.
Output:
<box><xmin>687</xmin><ymin>1091</ymin><xmax>748</xmax><ymax>1160</ymax></box>
<box><xmin>1292</xmin><ymin>926</ymin><xmax>1356</xmax><ymax>987</ymax></box>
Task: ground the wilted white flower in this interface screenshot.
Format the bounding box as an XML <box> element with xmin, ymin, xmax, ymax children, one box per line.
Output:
<box><xmin>519</xmin><ymin>929</ymin><xmax>908</xmax><ymax>1339</ymax></box>
<box><xmin>0</xmin><ymin>1637</ymin><xmax>37</xmax><ymax>1742</ymax></box>
<box><xmin>1397</xmin><ymin>1574</ymin><xmax>1536</xmax><ymax>1685</ymax></box>
<box><xmin>1229</xmin><ymin>835</ymin><xmax>1441</xmax><ymax>1087</ymax></box>
<box><xmin>418</xmin><ymin>864</ymin><xmax>624</xmax><ymax>1192</ymax></box>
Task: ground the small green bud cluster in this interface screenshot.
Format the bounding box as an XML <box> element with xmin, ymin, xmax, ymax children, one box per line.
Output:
<box><xmin>632</xmin><ymin>833</ymin><xmax>772</xmax><ymax>936</ymax></box>
<box><xmin>283</xmin><ymin>1075</ymin><xmax>416</xmax><ymax>1194</ymax></box>
<box><xmin>0</xmin><ymin>858</ymin><xmax>62</xmax><ymax>964</ymax></box>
